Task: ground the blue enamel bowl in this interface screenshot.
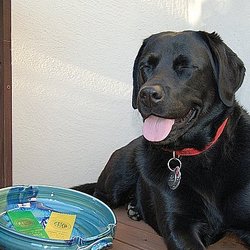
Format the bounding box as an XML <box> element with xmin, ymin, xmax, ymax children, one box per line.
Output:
<box><xmin>0</xmin><ymin>185</ymin><xmax>116</xmax><ymax>250</ymax></box>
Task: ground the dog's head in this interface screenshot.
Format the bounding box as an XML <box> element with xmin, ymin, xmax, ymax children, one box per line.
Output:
<box><xmin>132</xmin><ymin>31</ymin><xmax>245</xmax><ymax>149</ymax></box>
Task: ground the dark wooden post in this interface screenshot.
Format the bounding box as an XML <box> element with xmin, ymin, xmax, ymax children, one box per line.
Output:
<box><xmin>0</xmin><ymin>0</ymin><xmax>12</xmax><ymax>187</ymax></box>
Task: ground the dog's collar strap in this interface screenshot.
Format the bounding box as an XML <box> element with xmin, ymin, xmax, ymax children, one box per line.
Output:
<box><xmin>174</xmin><ymin>118</ymin><xmax>228</xmax><ymax>157</ymax></box>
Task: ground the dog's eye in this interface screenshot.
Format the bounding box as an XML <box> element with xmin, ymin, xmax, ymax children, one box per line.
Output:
<box><xmin>139</xmin><ymin>54</ymin><xmax>159</xmax><ymax>82</ymax></box>
<box><xmin>174</xmin><ymin>64</ymin><xmax>198</xmax><ymax>72</ymax></box>
<box><xmin>174</xmin><ymin>64</ymin><xmax>190</xmax><ymax>76</ymax></box>
<box><xmin>173</xmin><ymin>55</ymin><xmax>198</xmax><ymax>77</ymax></box>
<box><xmin>140</xmin><ymin>65</ymin><xmax>152</xmax><ymax>82</ymax></box>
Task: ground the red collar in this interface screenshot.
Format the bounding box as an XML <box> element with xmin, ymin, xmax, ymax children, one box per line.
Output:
<box><xmin>167</xmin><ymin>118</ymin><xmax>228</xmax><ymax>157</ymax></box>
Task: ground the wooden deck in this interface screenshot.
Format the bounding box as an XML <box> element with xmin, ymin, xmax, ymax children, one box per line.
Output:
<box><xmin>112</xmin><ymin>207</ymin><xmax>247</xmax><ymax>250</ymax></box>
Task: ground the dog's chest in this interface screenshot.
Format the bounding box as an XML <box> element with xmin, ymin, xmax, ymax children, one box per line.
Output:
<box><xmin>139</xmin><ymin>149</ymin><xmax>223</xmax><ymax>191</ymax></box>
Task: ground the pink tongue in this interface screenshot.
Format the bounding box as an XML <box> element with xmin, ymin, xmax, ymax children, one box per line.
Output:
<box><xmin>143</xmin><ymin>115</ymin><xmax>175</xmax><ymax>142</ymax></box>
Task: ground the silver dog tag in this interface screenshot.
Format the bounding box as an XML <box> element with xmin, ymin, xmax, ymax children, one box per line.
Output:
<box><xmin>167</xmin><ymin>152</ymin><xmax>182</xmax><ymax>190</ymax></box>
<box><xmin>168</xmin><ymin>166</ymin><xmax>181</xmax><ymax>190</ymax></box>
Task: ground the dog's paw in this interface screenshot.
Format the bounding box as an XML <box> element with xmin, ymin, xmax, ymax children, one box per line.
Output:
<box><xmin>127</xmin><ymin>203</ymin><xmax>142</xmax><ymax>221</ymax></box>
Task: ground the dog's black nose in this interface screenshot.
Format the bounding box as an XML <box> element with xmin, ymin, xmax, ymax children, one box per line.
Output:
<box><xmin>139</xmin><ymin>85</ymin><xmax>164</xmax><ymax>107</ymax></box>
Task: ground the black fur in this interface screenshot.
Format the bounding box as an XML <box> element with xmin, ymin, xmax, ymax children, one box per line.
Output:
<box><xmin>73</xmin><ymin>31</ymin><xmax>250</xmax><ymax>249</ymax></box>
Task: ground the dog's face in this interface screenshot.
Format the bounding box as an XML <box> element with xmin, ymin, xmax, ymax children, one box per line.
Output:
<box><xmin>132</xmin><ymin>31</ymin><xmax>245</xmax><ymax>149</ymax></box>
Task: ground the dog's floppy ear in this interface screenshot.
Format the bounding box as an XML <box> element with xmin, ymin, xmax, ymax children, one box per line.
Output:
<box><xmin>199</xmin><ymin>31</ymin><xmax>246</xmax><ymax>107</ymax></box>
<box><xmin>132</xmin><ymin>39</ymin><xmax>148</xmax><ymax>109</ymax></box>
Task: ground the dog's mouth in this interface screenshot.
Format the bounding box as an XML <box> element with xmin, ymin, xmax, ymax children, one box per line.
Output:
<box><xmin>143</xmin><ymin>108</ymin><xmax>198</xmax><ymax>142</ymax></box>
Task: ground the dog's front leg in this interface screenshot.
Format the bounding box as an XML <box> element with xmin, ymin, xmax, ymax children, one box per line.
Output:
<box><xmin>164</xmin><ymin>218</ymin><xmax>206</xmax><ymax>250</ymax></box>
<box><xmin>94</xmin><ymin>137</ymin><xmax>142</xmax><ymax>208</ymax></box>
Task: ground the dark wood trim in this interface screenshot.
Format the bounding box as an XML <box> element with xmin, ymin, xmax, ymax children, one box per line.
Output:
<box><xmin>0</xmin><ymin>0</ymin><xmax>12</xmax><ymax>187</ymax></box>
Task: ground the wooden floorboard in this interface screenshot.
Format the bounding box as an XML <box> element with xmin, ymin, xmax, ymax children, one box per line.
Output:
<box><xmin>111</xmin><ymin>207</ymin><xmax>247</xmax><ymax>250</ymax></box>
<box><xmin>115</xmin><ymin>222</ymin><xmax>166</xmax><ymax>250</ymax></box>
<box><xmin>112</xmin><ymin>240</ymin><xmax>139</xmax><ymax>250</ymax></box>
<box><xmin>114</xmin><ymin>207</ymin><xmax>157</xmax><ymax>234</ymax></box>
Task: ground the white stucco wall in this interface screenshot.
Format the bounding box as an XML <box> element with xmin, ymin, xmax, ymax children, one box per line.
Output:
<box><xmin>12</xmin><ymin>0</ymin><xmax>250</xmax><ymax>187</ymax></box>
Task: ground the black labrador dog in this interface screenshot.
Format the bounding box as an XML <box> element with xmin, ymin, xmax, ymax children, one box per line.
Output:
<box><xmin>74</xmin><ymin>31</ymin><xmax>250</xmax><ymax>249</ymax></box>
